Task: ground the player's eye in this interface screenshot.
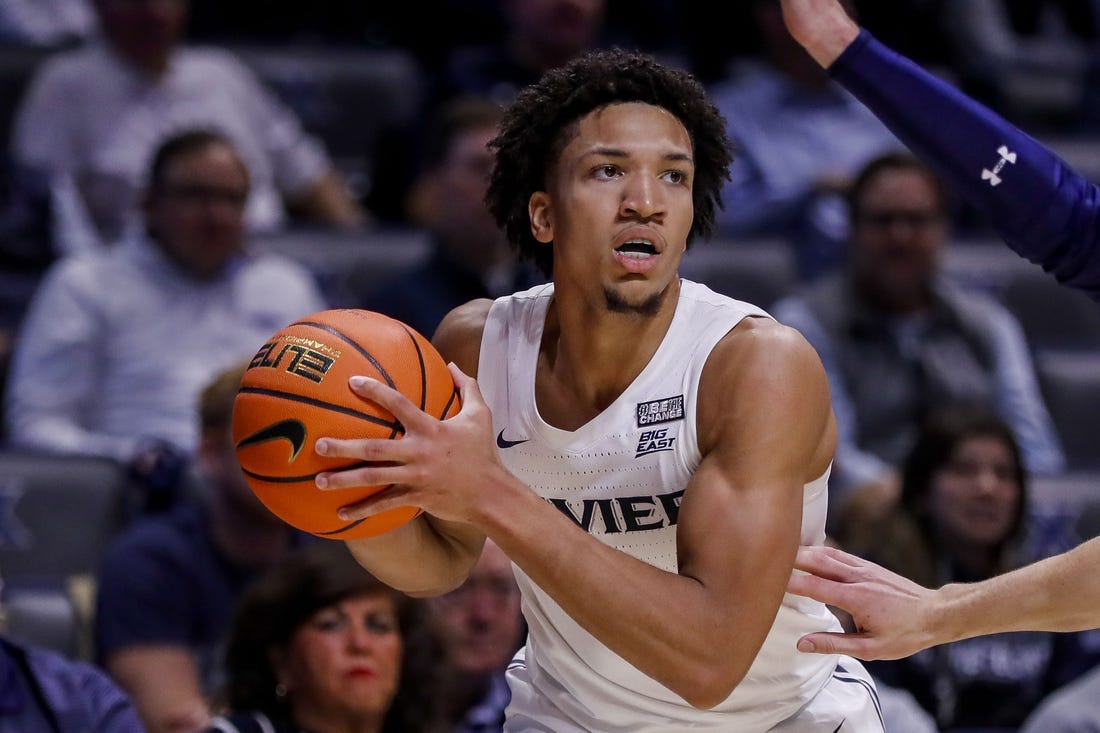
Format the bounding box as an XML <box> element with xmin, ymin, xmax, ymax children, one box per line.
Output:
<box><xmin>593</xmin><ymin>164</ymin><xmax>621</xmax><ymax>180</ymax></box>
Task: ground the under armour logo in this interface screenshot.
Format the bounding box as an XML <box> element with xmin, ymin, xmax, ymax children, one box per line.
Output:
<box><xmin>981</xmin><ymin>145</ymin><xmax>1017</xmax><ymax>187</ymax></box>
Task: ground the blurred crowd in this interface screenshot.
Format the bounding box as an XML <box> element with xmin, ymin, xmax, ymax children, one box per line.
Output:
<box><xmin>0</xmin><ymin>0</ymin><xmax>1099</xmax><ymax>731</ymax></box>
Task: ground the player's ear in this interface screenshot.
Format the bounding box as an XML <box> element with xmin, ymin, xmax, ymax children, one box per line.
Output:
<box><xmin>528</xmin><ymin>191</ymin><xmax>553</xmax><ymax>244</ymax></box>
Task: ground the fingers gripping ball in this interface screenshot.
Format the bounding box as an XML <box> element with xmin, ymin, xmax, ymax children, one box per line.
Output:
<box><xmin>232</xmin><ymin>309</ymin><xmax>460</xmax><ymax>539</ymax></box>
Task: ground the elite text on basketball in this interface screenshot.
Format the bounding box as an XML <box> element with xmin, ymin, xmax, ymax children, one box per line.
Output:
<box><xmin>249</xmin><ymin>339</ymin><xmax>336</xmax><ymax>383</ymax></box>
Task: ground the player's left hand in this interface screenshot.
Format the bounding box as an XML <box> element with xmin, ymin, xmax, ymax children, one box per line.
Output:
<box><xmin>313</xmin><ymin>363</ymin><xmax>511</xmax><ymax>526</ymax></box>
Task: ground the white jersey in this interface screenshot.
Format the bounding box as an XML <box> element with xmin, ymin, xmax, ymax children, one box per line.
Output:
<box><xmin>477</xmin><ymin>280</ymin><xmax>850</xmax><ymax>732</ymax></box>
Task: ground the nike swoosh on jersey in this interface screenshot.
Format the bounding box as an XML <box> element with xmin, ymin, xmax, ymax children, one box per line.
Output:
<box><xmin>496</xmin><ymin>429</ymin><xmax>529</xmax><ymax>449</ymax></box>
<box><xmin>236</xmin><ymin>419</ymin><xmax>308</xmax><ymax>462</ymax></box>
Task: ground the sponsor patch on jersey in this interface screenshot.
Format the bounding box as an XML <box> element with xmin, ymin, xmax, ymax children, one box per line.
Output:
<box><xmin>636</xmin><ymin>395</ymin><xmax>684</xmax><ymax>427</ymax></box>
<box><xmin>635</xmin><ymin>427</ymin><xmax>677</xmax><ymax>458</ymax></box>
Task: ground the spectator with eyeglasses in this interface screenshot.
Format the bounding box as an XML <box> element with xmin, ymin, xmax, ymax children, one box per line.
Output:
<box><xmin>3</xmin><ymin>129</ymin><xmax>326</xmax><ymax>511</ymax></box>
<box><xmin>427</xmin><ymin>539</ymin><xmax>523</xmax><ymax>733</ymax></box>
<box><xmin>771</xmin><ymin>151</ymin><xmax>1063</xmax><ymax>545</ymax></box>
<box><xmin>10</xmin><ymin>0</ymin><xmax>368</xmax><ymax>255</ymax></box>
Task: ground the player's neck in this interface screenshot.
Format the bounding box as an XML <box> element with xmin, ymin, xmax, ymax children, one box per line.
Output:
<box><xmin>537</xmin><ymin>289</ymin><xmax>677</xmax><ymax>428</ymax></box>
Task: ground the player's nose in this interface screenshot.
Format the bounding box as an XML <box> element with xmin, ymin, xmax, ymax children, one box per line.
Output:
<box><xmin>621</xmin><ymin>174</ymin><xmax>665</xmax><ymax>220</ymax></box>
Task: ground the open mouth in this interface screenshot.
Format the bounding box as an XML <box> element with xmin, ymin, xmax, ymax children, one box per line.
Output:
<box><xmin>615</xmin><ymin>239</ymin><xmax>658</xmax><ymax>259</ymax></box>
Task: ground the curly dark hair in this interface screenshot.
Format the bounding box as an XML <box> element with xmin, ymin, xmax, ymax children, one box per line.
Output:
<box><xmin>486</xmin><ymin>48</ymin><xmax>733</xmax><ymax>276</ymax></box>
<box><xmin>215</xmin><ymin>541</ymin><xmax>447</xmax><ymax>733</ymax></box>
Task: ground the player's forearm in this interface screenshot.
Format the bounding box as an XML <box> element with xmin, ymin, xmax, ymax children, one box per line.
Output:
<box><xmin>345</xmin><ymin>515</ymin><xmax>483</xmax><ymax>596</ymax></box>
<box><xmin>478</xmin><ymin>481</ymin><xmax>769</xmax><ymax>708</ymax></box>
<box><xmin>830</xmin><ymin>31</ymin><xmax>1100</xmax><ymax>297</ymax></box>
<box><xmin>934</xmin><ymin>537</ymin><xmax>1100</xmax><ymax>639</ymax></box>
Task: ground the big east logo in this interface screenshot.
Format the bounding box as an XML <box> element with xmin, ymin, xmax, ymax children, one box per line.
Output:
<box><xmin>635</xmin><ymin>428</ymin><xmax>675</xmax><ymax>458</ymax></box>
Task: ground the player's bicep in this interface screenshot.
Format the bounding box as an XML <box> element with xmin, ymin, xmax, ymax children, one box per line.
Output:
<box><xmin>695</xmin><ymin>319</ymin><xmax>834</xmax><ymax>482</ymax></box>
<box><xmin>676</xmin><ymin>320</ymin><xmax>833</xmax><ymax>625</ymax></box>
<box><xmin>673</xmin><ymin>451</ymin><xmax>803</xmax><ymax>667</ymax></box>
<box><xmin>676</xmin><ymin>454</ymin><xmax>803</xmax><ymax>587</ymax></box>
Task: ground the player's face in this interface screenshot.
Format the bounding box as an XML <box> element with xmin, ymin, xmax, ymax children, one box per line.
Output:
<box><xmin>531</xmin><ymin>102</ymin><xmax>695</xmax><ymax>315</ymax></box>
<box><xmin>851</xmin><ymin>167</ymin><xmax>946</xmax><ymax>307</ymax></box>
<box><xmin>430</xmin><ymin>540</ymin><xmax>523</xmax><ymax>675</ymax></box>
<box><xmin>146</xmin><ymin>142</ymin><xmax>249</xmax><ymax>280</ymax></box>
<box><xmin>275</xmin><ymin>592</ymin><xmax>403</xmax><ymax>726</ymax></box>
<box><xmin>928</xmin><ymin>435</ymin><xmax>1021</xmax><ymax>551</ymax></box>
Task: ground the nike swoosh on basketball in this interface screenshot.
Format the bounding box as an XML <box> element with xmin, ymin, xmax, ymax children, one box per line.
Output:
<box><xmin>237</xmin><ymin>419</ymin><xmax>308</xmax><ymax>462</ymax></box>
<box><xmin>496</xmin><ymin>429</ymin><xmax>529</xmax><ymax>449</ymax></box>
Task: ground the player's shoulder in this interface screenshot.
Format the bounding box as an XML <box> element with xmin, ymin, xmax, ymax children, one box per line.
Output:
<box><xmin>432</xmin><ymin>298</ymin><xmax>493</xmax><ymax>376</ymax></box>
<box><xmin>696</xmin><ymin>316</ymin><xmax>832</xmax><ymax>455</ymax></box>
<box><xmin>721</xmin><ymin>314</ymin><xmax>814</xmax><ymax>355</ymax></box>
<box><xmin>437</xmin><ymin>298</ymin><xmax>493</xmax><ymax>338</ymax></box>
<box><xmin>706</xmin><ymin>315</ymin><xmax>825</xmax><ymax>388</ymax></box>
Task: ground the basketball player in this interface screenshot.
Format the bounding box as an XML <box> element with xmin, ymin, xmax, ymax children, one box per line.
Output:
<box><xmin>772</xmin><ymin>0</ymin><xmax>1100</xmax><ymax>660</ymax></box>
<box><xmin>313</xmin><ymin>49</ymin><xmax>885</xmax><ymax>730</ymax></box>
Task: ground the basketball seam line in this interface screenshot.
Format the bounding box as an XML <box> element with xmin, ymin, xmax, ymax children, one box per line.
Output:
<box><xmin>292</xmin><ymin>318</ymin><xmax>398</xmax><ymax>389</ymax></box>
<box><xmin>399</xmin><ymin>324</ymin><xmax>429</xmax><ymax>410</ymax></box>
<box><xmin>237</xmin><ymin>386</ymin><xmax>400</xmax><ymax>431</ymax></box>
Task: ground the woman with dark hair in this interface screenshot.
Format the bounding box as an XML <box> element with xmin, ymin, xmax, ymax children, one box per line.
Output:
<box><xmin>206</xmin><ymin>542</ymin><xmax>447</xmax><ymax>733</ymax></box>
<box><xmin>863</xmin><ymin>406</ymin><xmax>1030</xmax><ymax>589</ymax></box>
<box><xmin>855</xmin><ymin>405</ymin><xmax>1098</xmax><ymax>730</ymax></box>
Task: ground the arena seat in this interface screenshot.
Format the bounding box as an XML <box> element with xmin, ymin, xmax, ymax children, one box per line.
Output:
<box><xmin>0</xmin><ymin>450</ymin><xmax>135</xmax><ymax>582</ymax></box>
<box><xmin>999</xmin><ymin>268</ymin><xmax>1100</xmax><ymax>353</ymax></box>
<box><xmin>941</xmin><ymin>237</ymin><xmax>1036</xmax><ymax>297</ymax></box>
<box><xmin>230</xmin><ymin>45</ymin><xmax>424</xmax><ymax>203</ymax></box>
<box><xmin>0</xmin><ymin>451</ymin><xmax>132</xmax><ymax>660</ymax></box>
<box><xmin>1029</xmin><ymin>470</ymin><xmax>1100</xmax><ymax>560</ymax></box>
<box><xmin>1034</xmin><ymin>351</ymin><xmax>1100</xmax><ymax>471</ymax></box>
<box><xmin>252</xmin><ymin>225</ymin><xmax>432</xmax><ymax>308</ymax></box>
<box><xmin>2</xmin><ymin>580</ymin><xmax>84</xmax><ymax>659</ymax></box>
<box><xmin>1045</xmin><ymin>134</ymin><xmax>1100</xmax><ymax>185</ymax></box>
<box><xmin>680</xmin><ymin>238</ymin><xmax>798</xmax><ymax>310</ymax></box>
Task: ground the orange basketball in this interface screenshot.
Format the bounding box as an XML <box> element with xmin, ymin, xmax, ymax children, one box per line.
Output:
<box><xmin>232</xmin><ymin>309</ymin><xmax>460</xmax><ymax>540</ymax></box>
